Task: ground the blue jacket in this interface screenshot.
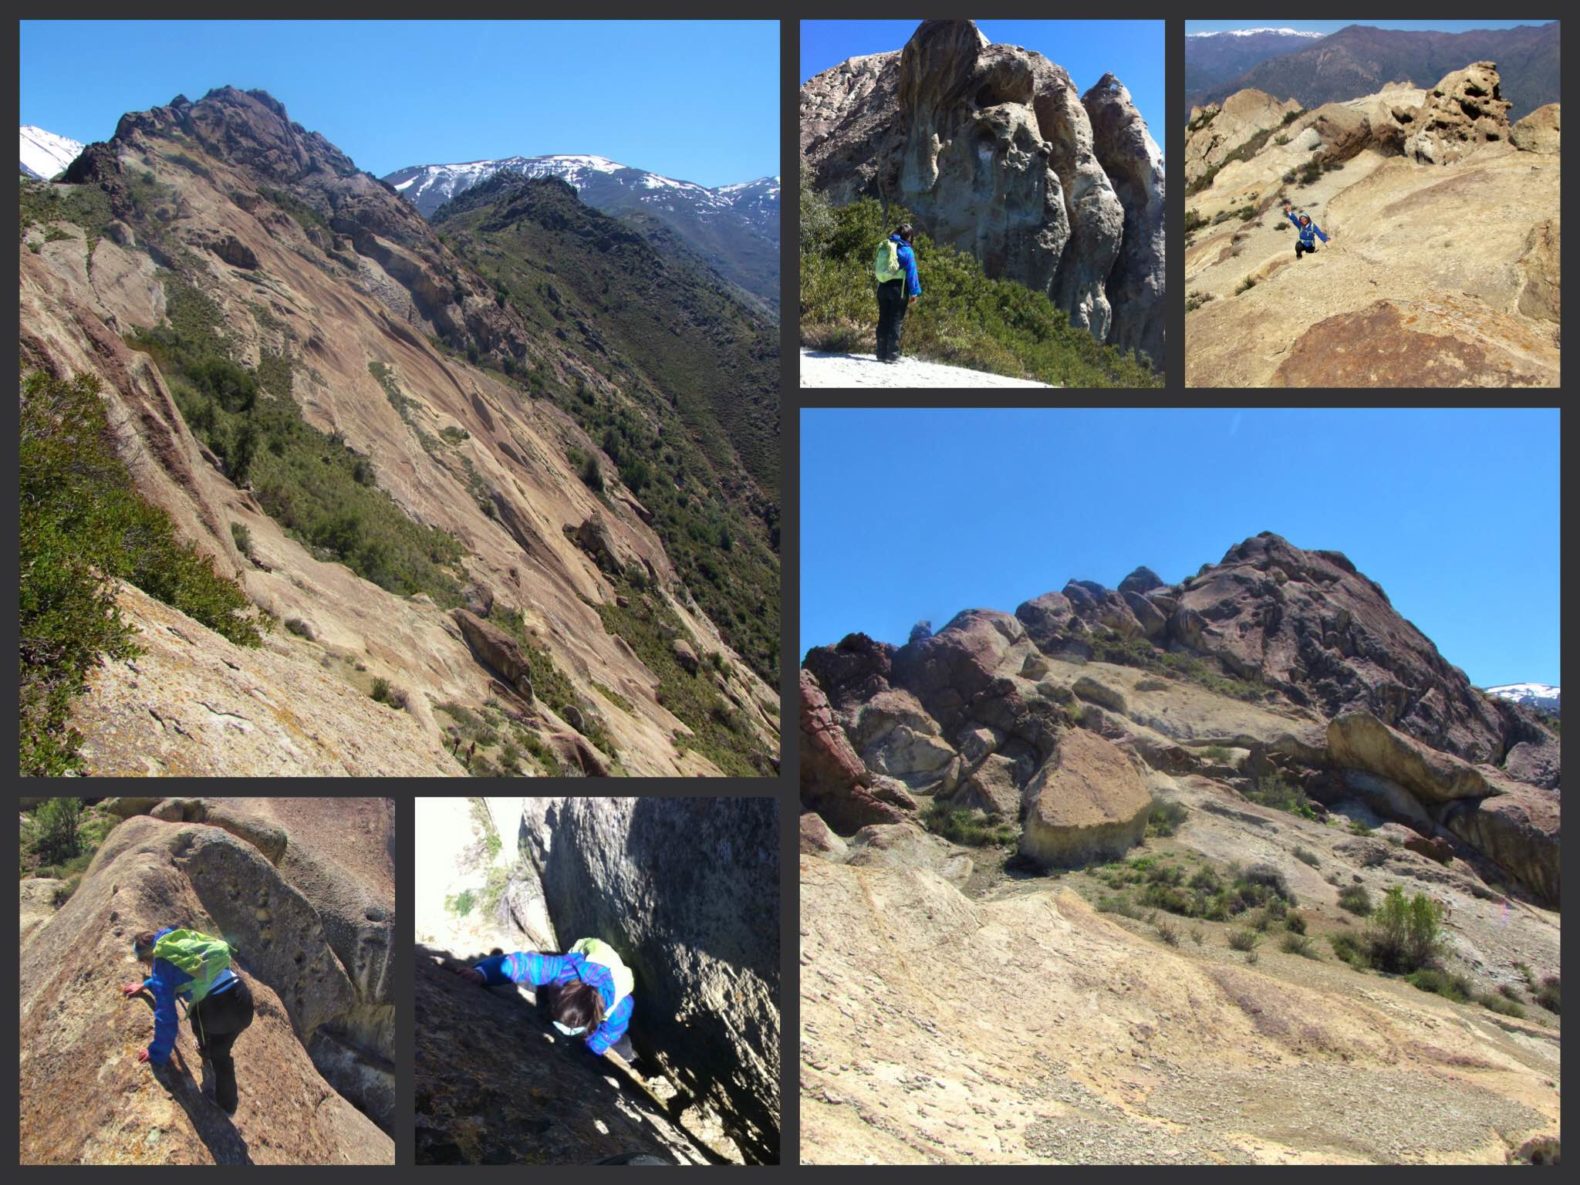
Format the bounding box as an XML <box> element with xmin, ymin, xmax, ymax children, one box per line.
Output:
<box><xmin>1287</xmin><ymin>211</ymin><xmax>1329</xmax><ymax>247</ymax></box>
<box><xmin>140</xmin><ymin>926</ymin><xmax>239</xmax><ymax>1064</ymax></box>
<box><xmin>475</xmin><ymin>950</ymin><xmax>634</xmax><ymax>1057</ymax></box>
<box><xmin>890</xmin><ymin>234</ymin><xmax>922</xmax><ymax>297</ymax></box>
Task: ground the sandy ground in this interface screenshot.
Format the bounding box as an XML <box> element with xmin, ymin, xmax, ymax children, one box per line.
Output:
<box><xmin>800</xmin><ymin>348</ymin><xmax>1056</xmax><ymax>389</ymax></box>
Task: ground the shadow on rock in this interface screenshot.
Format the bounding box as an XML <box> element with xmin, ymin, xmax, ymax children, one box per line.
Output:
<box><xmin>151</xmin><ymin>1055</ymin><xmax>253</xmax><ymax>1165</ymax></box>
<box><xmin>414</xmin><ymin>945</ymin><xmax>715</xmax><ymax>1165</ymax></box>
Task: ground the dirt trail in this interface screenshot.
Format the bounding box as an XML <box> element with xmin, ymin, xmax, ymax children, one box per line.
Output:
<box><xmin>800</xmin><ymin>348</ymin><xmax>1056</xmax><ymax>388</ymax></box>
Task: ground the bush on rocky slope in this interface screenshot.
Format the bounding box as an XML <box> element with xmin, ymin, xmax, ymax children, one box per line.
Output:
<box><xmin>19</xmin><ymin>371</ymin><xmax>263</xmax><ymax>774</ymax></box>
<box><xmin>800</xmin><ymin>197</ymin><xmax>1160</xmax><ymax>389</ymax></box>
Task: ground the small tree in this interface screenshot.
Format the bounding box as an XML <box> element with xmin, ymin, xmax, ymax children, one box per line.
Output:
<box><xmin>1367</xmin><ymin>885</ymin><xmax>1445</xmax><ymax>973</ymax></box>
<box><xmin>30</xmin><ymin>797</ymin><xmax>84</xmax><ymax>866</ymax></box>
<box><xmin>799</xmin><ymin>163</ymin><xmax>835</xmax><ymax>256</ymax></box>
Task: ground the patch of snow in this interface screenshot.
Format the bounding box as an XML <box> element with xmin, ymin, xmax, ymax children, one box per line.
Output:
<box><xmin>19</xmin><ymin>125</ymin><xmax>85</xmax><ymax>180</ymax></box>
<box><xmin>1188</xmin><ymin>28</ymin><xmax>1326</xmax><ymax>38</ymax></box>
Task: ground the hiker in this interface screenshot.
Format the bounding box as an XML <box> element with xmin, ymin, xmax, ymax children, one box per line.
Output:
<box><xmin>1283</xmin><ymin>201</ymin><xmax>1330</xmax><ymax>258</ymax></box>
<box><xmin>121</xmin><ymin>927</ymin><xmax>254</xmax><ymax>1113</ymax></box>
<box><xmin>453</xmin><ymin>937</ymin><xmax>635</xmax><ymax>1060</ymax></box>
<box><xmin>873</xmin><ymin>223</ymin><xmax>922</xmax><ymax>363</ymax></box>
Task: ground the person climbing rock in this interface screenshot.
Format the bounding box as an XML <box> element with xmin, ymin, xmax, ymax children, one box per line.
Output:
<box><xmin>122</xmin><ymin>927</ymin><xmax>254</xmax><ymax>1113</ymax></box>
<box><xmin>874</xmin><ymin>223</ymin><xmax>922</xmax><ymax>363</ymax></box>
<box><xmin>453</xmin><ymin>937</ymin><xmax>635</xmax><ymax>1060</ymax></box>
<box><xmin>1283</xmin><ymin>201</ymin><xmax>1331</xmax><ymax>259</ymax></box>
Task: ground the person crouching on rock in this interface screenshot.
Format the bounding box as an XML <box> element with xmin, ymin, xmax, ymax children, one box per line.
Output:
<box><xmin>1283</xmin><ymin>200</ymin><xmax>1331</xmax><ymax>258</ymax></box>
<box><xmin>122</xmin><ymin>927</ymin><xmax>254</xmax><ymax>1113</ymax></box>
<box><xmin>874</xmin><ymin>223</ymin><xmax>922</xmax><ymax>363</ymax></box>
<box><xmin>453</xmin><ymin>937</ymin><xmax>635</xmax><ymax>1060</ymax></box>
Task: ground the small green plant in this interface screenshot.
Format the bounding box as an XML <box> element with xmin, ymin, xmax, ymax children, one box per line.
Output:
<box><xmin>1282</xmin><ymin>109</ymin><xmax>1303</xmax><ymax>126</ymax></box>
<box><xmin>1147</xmin><ymin>799</ymin><xmax>1188</xmax><ymax>837</ymax></box>
<box><xmin>1235</xmin><ymin>275</ymin><xmax>1258</xmax><ymax>295</ymax></box>
<box><xmin>284</xmin><ymin>617</ymin><xmax>313</xmax><ymax>639</ymax></box>
<box><xmin>1185</xmin><ymin>290</ymin><xmax>1216</xmax><ymax>312</ymax></box>
<box><xmin>1156</xmin><ymin>919</ymin><xmax>1181</xmax><ymax>947</ymax></box>
<box><xmin>1280</xmin><ymin>932</ymin><xmax>1317</xmax><ymax>958</ymax></box>
<box><xmin>1329</xmin><ymin>932</ymin><xmax>1366</xmax><ymax>966</ymax></box>
<box><xmin>1097</xmin><ymin>893</ymin><xmax>1145</xmax><ymax>920</ymax></box>
<box><xmin>1405</xmin><ymin>968</ymin><xmax>1471</xmax><ymax>1002</ymax></box>
<box><xmin>447</xmin><ymin>889</ymin><xmax>476</xmax><ymax>917</ymax></box>
<box><xmin>1244</xmin><ymin>771</ymin><xmax>1317</xmax><ymax>820</ymax></box>
<box><xmin>370</xmin><ymin>677</ymin><xmax>407</xmax><ymax>710</ymax></box>
<box><xmin>1348</xmin><ymin>818</ymin><xmax>1375</xmax><ymax>836</ymax></box>
<box><xmin>1227</xmin><ymin>928</ymin><xmax>1260</xmax><ymax>952</ymax></box>
<box><xmin>1183</xmin><ymin>208</ymin><xmax>1208</xmax><ymax>234</ymax></box>
<box><xmin>1293</xmin><ymin>845</ymin><xmax>1321</xmax><ymax>868</ymax></box>
<box><xmin>1284</xmin><ymin>910</ymin><xmax>1307</xmax><ymax>935</ymax></box>
<box><xmin>440</xmin><ymin>425</ymin><xmax>470</xmax><ymax>445</ymax></box>
<box><xmin>1274</xmin><ymin>134</ymin><xmax>1290</xmax><ymax>146</ymax></box>
<box><xmin>1475</xmin><ymin>990</ymin><xmax>1525</xmax><ymax>1018</ymax></box>
<box><xmin>230</xmin><ymin>521</ymin><xmax>254</xmax><ymax>560</ymax></box>
<box><xmin>1338</xmin><ymin>884</ymin><xmax>1373</xmax><ymax>916</ymax></box>
<box><xmin>1190</xmin><ymin>927</ymin><xmax>1204</xmax><ymax>946</ymax></box>
<box><xmin>1535</xmin><ymin>976</ymin><xmax>1560</xmax><ymax>1014</ymax></box>
<box><xmin>922</xmin><ymin>799</ymin><xmax>1017</xmax><ymax>847</ymax></box>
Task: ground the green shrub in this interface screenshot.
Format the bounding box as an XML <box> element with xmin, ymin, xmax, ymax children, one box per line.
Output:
<box><xmin>1183</xmin><ymin>208</ymin><xmax>1207</xmax><ymax>234</ymax></box>
<box><xmin>801</xmin><ymin>197</ymin><xmax>1160</xmax><ymax>385</ymax></box>
<box><xmin>1338</xmin><ymin>884</ymin><xmax>1373</xmax><ymax>916</ymax></box>
<box><xmin>1293</xmin><ymin>845</ymin><xmax>1321</xmax><ymax>867</ymax></box>
<box><xmin>447</xmin><ymin>889</ymin><xmax>475</xmax><ymax>917</ymax></box>
<box><xmin>1184</xmin><ymin>291</ymin><xmax>1216</xmax><ymax>312</ymax></box>
<box><xmin>230</xmin><ymin>521</ymin><xmax>254</xmax><ymax>560</ymax></box>
<box><xmin>1329</xmin><ymin>931</ymin><xmax>1366</xmax><ymax>966</ymax></box>
<box><xmin>1535</xmin><ymin>976</ymin><xmax>1560</xmax><ymax>1014</ymax></box>
<box><xmin>1096</xmin><ymin>893</ymin><xmax>1145</xmax><ymax>920</ymax></box>
<box><xmin>1147</xmin><ymin>799</ymin><xmax>1188</xmax><ymax>837</ymax></box>
<box><xmin>1280</xmin><ymin>932</ymin><xmax>1316</xmax><ymax>958</ymax></box>
<box><xmin>20</xmin><ymin>371</ymin><xmax>263</xmax><ymax>773</ymax></box>
<box><xmin>1284</xmin><ymin>910</ymin><xmax>1307</xmax><ymax>934</ymax></box>
<box><xmin>1405</xmin><ymin>968</ymin><xmax>1471</xmax><ymax>1002</ymax></box>
<box><xmin>1235</xmin><ymin>275</ymin><xmax>1258</xmax><ymax>295</ymax></box>
<box><xmin>27</xmin><ymin>798</ymin><xmax>84</xmax><ymax>866</ymax></box>
<box><xmin>1156</xmin><ymin>919</ymin><xmax>1181</xmax><ymax>946</ymax></box>
<box><xmin>1244</xmin><ymin>772</ymin><xmax>1317</xmax><ymax>819</ymax></box>
<box><xmin>1227</xmin><ymin>928</ymin><xmax>1260</xmax><ymax>952</ymax></box>
<box><xmin>129</xmin><ymin>306</ymin><xmax>467</xmax><ymax>605</ymax></box>
<box><xmin>1366</xmin><ymin>886</ymin><xmax>1444</xmax><ymax>973</ymax></box>
<box><xmin>1476</xmin><ymin>990</ymin><xmax>1525</xmax><ymax>1018</ymax></box>
<box><xmin>370</xmin><ymin>677</ymin><xmax>407</xmax><ymax>710</ymax></box>
<box><xmin>922</xmin><ymin>800</ymin><xmax>1017</xmax><ymax>847</ymax></box>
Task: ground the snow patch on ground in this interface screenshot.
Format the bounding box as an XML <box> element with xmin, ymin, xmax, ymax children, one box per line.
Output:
<box><xmin>799</xmin><ymin>347</ymin><xmax>1056</xmax><ymax>388</ymax></box>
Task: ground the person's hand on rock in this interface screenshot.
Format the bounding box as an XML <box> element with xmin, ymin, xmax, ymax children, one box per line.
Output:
<box><xmin>135</xmin><ymin>1048</ymin><xmax>150</xmax><ymax>1064</ymax></box>
<box><xmin>452</xmin><ymin>965</ymin><xmax>485</xmax><ymax>985</ymax></box>
<box><xmin>120</xmin><ymin>981</ymin><xmax>145</xmax><ymax>998</ymax></box>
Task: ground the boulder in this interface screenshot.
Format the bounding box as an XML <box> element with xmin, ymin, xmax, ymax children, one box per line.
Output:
<box><xmin>801</xmin><ymin>633</ymin><xmax>895</xmax><ymax>709</ymax></box>
<box><xmin>848</xmin><ymin>687</ymin><xmax>940</xmax><ymax>751</ymax></box>
<box><xmin>103</xmin><ymin>796</ymin><xmax>167</xmax><ymax>818</ymax></box>
<box><xmin>1517</xmin><ymin>218</ymin><xmax>1560</xmax><ymax>324</ymax></box>
<box><xmin>1019</xmin><ymin>728</ymin><xmax>1151</xmax><ymax>867</ymax></box>
<box><xmin>572</xmin><ymin>514</ymin><xmax>621</xmax><ymax>574</ymax></box>
<box><xmin>516</xmin><ymin>798</ymin><xmax>780</xmax><ymax>1163</ymax></box>
<box><xmin>19</xmin><ymin>877</ymin><xmax>65</xmax><ymax>948</ymax></box>
<box><xmin>19</xmin><ymin>816</ymin><xmax>392</xmax><ymax>1163</ymax></box>
<box><xmin>1184</xmin><ymin>88</ymin><xmax>1302</xmax><ymax>187</ymax></box>
<box><xmin>955</xmin><ymin>753</ymin><xmax>1023</xmax><ymax>818</ymax></box>
<box><xmin>672</xmin><ymin>637</ymin><xmax>701</xmax><ymax>674</ymax></box>
<box><xmin>845</xmin><ymin>822</ymin><xmax>973</xmax><ymax>885</ymax></box>
<box><xmin>1510</xmin><ymin>103</ymin><xmax>1560</xmax><ymax>154</ymax></box>
<box><xmin>453</xmin><ymin>608</ymin><xmax>534</xmax><ymax>700</ymax></box>
<box><xmin>1403</xmin><ymin>833</ymin><xmax>1456</xmax><ymax>865</ymax></box>
<box><xmin>864</xmin><ymin>724</ymin><xmax>956</xmax><ymax>785</ymax></box>
<box><xmin>1118</xmin><ymin>565</ymin><xmax>1164</xmax><ymax>595</ymax></box>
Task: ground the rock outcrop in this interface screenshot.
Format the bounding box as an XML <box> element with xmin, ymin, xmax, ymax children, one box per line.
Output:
<box><xmin>19</xmin><ymin>814</ymin><xmax>392</xmax><ymax>1164</ymax></box>
<box><xmin>801</xmin><ymin>20</ymin><xmax>1164</xmax><ymax>367</ymax></box>
<box><xmin>1511</xmin><ymin>103</ymin><xmax>1561</xmax><ymax>154</ymax></box>
<box><xmin>1185</xmin><ymin>89</ymin><xmax>1302</xmax><ymax>187</ymax></box>
<box><xmin>1404</xmin><ymin>62</ymin><xmax>1513</xmax><ymax>164</ymax></box>
<box><xmin>800</xmin><ymin>669</ymin><xmax>919</xmax><ymax>833</ymax></box>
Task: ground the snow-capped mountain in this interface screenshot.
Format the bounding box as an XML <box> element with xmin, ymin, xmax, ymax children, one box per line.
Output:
<box><xmin>19</xmin><ymin>125</ymin><xmax>84</xmax><ymax>180</ymax></box>
<box><xmin>383</xmin><ymin>154</ymin><xmax>779</xmax><ymax>309</ymax></box>
<box><xmin>1485</xmin><ymin>683</ymin><xmax>1561</xmax><ymax>715</ymax></box>
<box><xmin>1186</xmin><ymin>28</ymin><xmax>1325</xmax><ymax>39</ymax></box>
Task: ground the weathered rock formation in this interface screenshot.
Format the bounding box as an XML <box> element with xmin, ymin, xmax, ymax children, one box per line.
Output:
<box><xmin>1511</xmin><ymin>103</ymin><xmax>1561</xmax><ymax>154</ymax></box>
<box><xmin>801</xmin><ymin>532</ymin><xmax>1559</xmax><ymax>905</ymax></box>
<box><xmin>801</xmin><ymin>20</ymin><xmax>1165</xmax><ymax>367</ymax></box>
<box><xmin>1404</xmin><ymin>62</ymin><xmax>1513</xmax><ymax>164</ymax></box>
<box><xmin>1185</xmin><ymin>89</ymin><xmax>1303</xmax><ymax>188</ymax></box>
<box><xmin>19</xmin><ymin>812</ymin><xmax>392</xmax><ymax>1163</ymax></box>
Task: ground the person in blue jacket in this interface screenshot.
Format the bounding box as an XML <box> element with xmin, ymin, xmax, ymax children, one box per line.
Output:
<box><xmin>121</xmin><ymin>928</ymin><xmax>254</xmax><ymax>1113</ymax></box>
<box><xmin>875</xmin><ymin>224</ymin><xmax>923</xmax><ymax>363</ymax></box>
<box><xmin>1283</xmin><ymin>200</ymin><xmax>1331</xmax><ymax>259</ymax></box>
<box><xmin>453</xmin><ymin>939</ymin><xmax>636</xmax><ymax>1060</ymax></box>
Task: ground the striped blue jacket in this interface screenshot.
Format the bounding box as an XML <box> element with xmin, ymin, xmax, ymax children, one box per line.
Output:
<box><xmin>141</xmin><ymin>926</ymin><xmax>239</xmax><ymax>1064</ymax></box>
<box><xmin>475</xmin><ymin>951</ymin><xmax>634</xmax><ymax>1056</ymax></box>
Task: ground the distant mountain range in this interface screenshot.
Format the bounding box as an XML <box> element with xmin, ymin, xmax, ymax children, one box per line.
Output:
<box><xmin>1485</xmin><ymin>683</ymin><xmax>1561</xmax><ymax>715</ymax></box>
<box><xmin>1187</xmin><ymin>21</ymin><xmax>1560</xmax><ymax>119</ymax></box>
<box><xmin>383</xmin><ymin>155</ymin><xmax>780</xmax><ymax>309</ymax></box>
<box><xmin>19</xmin><ymin>125</ymin><xmax>83</xmax><ymax>179</ymax></box>
<box><xmin>1185</xmin><ymin>30</ymin><xmax>1328</xmax><ymax>109</ymax></box>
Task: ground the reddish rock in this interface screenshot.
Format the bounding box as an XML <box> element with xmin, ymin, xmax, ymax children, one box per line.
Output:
<box><xmin>799</xmin><ymin>670</ymin><xmax>911</xmax><ymax>835</ymax></box>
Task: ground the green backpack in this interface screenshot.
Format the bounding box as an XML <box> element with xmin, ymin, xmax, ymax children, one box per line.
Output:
<box><xmin>874</xmin><ymin>238</ymin><xmax>904</xmax><ymax>282</ymax></box>
<box><xmin>153</xmin><ymin>929</ymin><xmax>234</xmax><ymax>1004</ymax></box>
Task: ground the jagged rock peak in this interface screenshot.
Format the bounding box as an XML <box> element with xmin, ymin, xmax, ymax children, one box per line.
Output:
<box><xmin>801</xmin><ymin>20</ymin><xmax>1161</xmax><ymax>366</ymax></box>
<box><xmin>1118</xmin><ymin>565</ymin><xmax>1164</xmax><ymax>594</ymax></box>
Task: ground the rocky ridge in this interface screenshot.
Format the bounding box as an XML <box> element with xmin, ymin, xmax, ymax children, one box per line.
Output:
<box><xmin>801</xmin><ymin>20</ymin><xmax>1166</xmax><ymax>368</ymax></box>
<box><xmin>1184</xmin><ymin>64</ymin><xmax>1559</xmax><ymax>386</ymax></box>
<box><xmin>799</xmin><ymin>533</ymin><xmax>1560</xmax><ymax>1163</ymax></box>
<box><xmin>18</xmin><ymin>87</ymin><xmax>778</xmax><ymax>775</ymax></box>
<box><xmin>19</xmin><ymin>805</ymin><xmax>394</xmax><ymax>1164</ymax></box>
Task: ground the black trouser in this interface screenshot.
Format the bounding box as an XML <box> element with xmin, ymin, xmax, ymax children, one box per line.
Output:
<box><xmin>1295</xmin><ymin>240</ymin><xmax>1318</xmax><ymax>258</ymax></box>
<box><xmin>189</xmin><ymin>977</ymin><xmax>254</xmax><ymax>1111</ymax></box>
<box><xmin>875</xmin><ymin>279</ymin><xmax>909</xmax><ymax>360</ymax></box>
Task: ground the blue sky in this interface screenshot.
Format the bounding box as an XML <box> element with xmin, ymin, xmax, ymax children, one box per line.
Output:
<box><xmin>801</xmin><ymin>20</ymin><xmax>1164</xmax><ymax>146</ymax></box>
<box><xmin>801</xmin><ymin>409</ymin><xmax>1560</xmax><ymax>688</ymax></box>
<box><xmin>19</xmin><ymin>20</ymin><xmax>779</xmax><ymax>186</ymax></box>
<box><xmin>1186</xmin><ymin>19</ymin><xmax>1556</xmax><ymax>36</ymax></box>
